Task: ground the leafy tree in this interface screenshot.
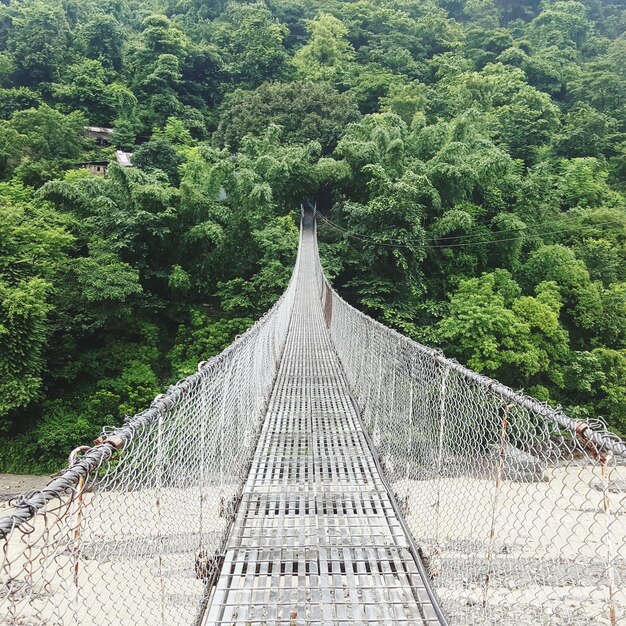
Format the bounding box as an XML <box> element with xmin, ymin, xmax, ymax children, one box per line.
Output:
<box><xmin>0</xmin><ymin>0</ymin><xmax>625</xmax><ymax>468</ymax></box>
<box><xmin>0</xmin><ymin>87</ymin><xmax>40</xmax><ymax>120</ymax></box>
<box><xmin>437</xmin><ymin>271</ymin><xmax>569</xmax><ymax>387</ymax></box>
<box><xmin>554</xmin><ymin>103</ymin><xmax>617</xmax><ymax>157</ymax></box>
<box><xmin>293</xmin><ymin>13</ymin><xmax>356</xmax><ymax>84</ymax></box>
<box><xmin>323</xmin><ymin>163</ymin><xmax>428</xmax><ymax>325</ymax></box>
<box><xmin>112</xmin><ymin>117</ymin><xmax>140</xmax><ymax>150</ymax></box>
<box><xmin>0</xmin><ymin>121</ymin><xmax>23</xmax><ymax>178</ymax></box>
<box><xmin>128</xmin><ymin>15</ymin><xmax>190</xmax><ymax>130</ymax></box>
<box><xmin>527</xmin><ymin>1</ymin><xmax>591</xmax><ymax>51</ymax></box>
<box><xmin>154</xmin><ymin>117</ymin><xmax>194</xmax><ymax>147</ymax></box>
<box><xmin>216</xmin><ymin>216</ymin><xmax>299</xmax><ymax>315</ymax></box>
<box><xmin>568</xmin><ymin>62</ymin><xmax>626</xmax><ymax>119</ymax></box>
<box><xmin>136</xmin><ymin>14</ymin><xmax>188</xmax><ymax>63</ymax></box>
<box><xmin>465</xmin><ymin>29</ymin><xmax>515</xmax><ymax>70</ymax></box>
<box><xmin>62</xmin><ymin>248</ymin><xmax>143</xmax><ymax>333</ymax></box>
<box><xmin>556</xmin><ymin>157</ymin><xmax>615</xmax><ymax>208</ymax></box>
<box><xmin>3</xmin><ymin>104</ymin><xmax>86</xmax><ymax>185</ymax></box>
<box><xmin>494</xmin><ymin>0</ymin><xmax>541</xmax><ymax>24</ymax></box>
<box><xmin>215</xmin><ymin>81</ymin><xmax>360</xmax><ymax>153</ymax></box>
<box><xmin>0</xmin><ymin>278</ymin><xmax>51</xmax><ymax>431</ymax></box>
<box><xmin>53</xmin><ymin>60</ymin><xmax>118</xmax><ymax>125</ymax></box>
<box><xmin>8</xmin><ymin>105</ymin><xmax>86</xmax><ymax>162</ymax></box>
<box><xmin>132</xmin><ymin>138</ymin><xmax>185</xmax><ymax>184</ymax></box>
<box><xmin>2</xmin><ymin>0</ymin><xmax>71</xmax><ymax>86</ymax></box>
<box><xmin>416</xmin><ymin>113</ymin><xmax>519</xmax><ymax>208</ymax></box>
<box><xmin>346</xmin><ymin>64</ymin><xmax>405</xmax><ymax>113</ymax></box>
<box><xmin>0</xmin><ymin>185</ymin><xmax>73</xmax><ymax>433</ymax></box>
<box><xmin>335</xmin><ymin>112</ymin><xmax>412</xmax><ymax>191</ymax></box>
<box><xmin>179</xmin><ymin>43</ymin><xmax>223</xmax><ymax>111</ymax></box>
<box><xmin>379</xmin><ymin>81</ymin><xmax>427</xmax><ymax>126</ymax></box>
<box><xmin>497</xmin><ymin>46</ymin><xmax>565</xmax><ymax>96</ymax></box>
<box><xmin>495</xmin><ymin>86</ymin><xmax>560</xmax><ymax>162</ymax></box>
<box><xmin>169</xmin><ymin>313</ymin><xmax>253</xmax><ymax>378</ymax></box>
<box><xmin>519</xmin><ymin>243</ymin><xmax>610</xmax><ymax>347</ymax></box>
<box><xmin>412</xmin><ymin>9</ymin><xmax>464</xmax><ymax>58</ymax></box>
<box><xmin>0</xmin><ymin>53</ymin><xmax>13</xmax><ymax>87</ymax></box>
<box><xmin>463</xmin><ymin>0</ymin><xmax>500</xmax><ymax>29</ymax></box>
<box><xmin>211</xmin><ymin>3</ymin><xmax>289</xmax><ymax>87</ymax></box>
<box><xmin>592</xmin><ymin>348</ymin><xmax>626</xmax><ymax>435</ymax></box>
<box><xmin>80</xmin><ymin>14</ymin><xmax>125</xmax><ymax>72</ymax></box>
<box><xmin>574</xmin><ymin>238</ymin><xmax>625</xmax><ymax>287</ymax></box>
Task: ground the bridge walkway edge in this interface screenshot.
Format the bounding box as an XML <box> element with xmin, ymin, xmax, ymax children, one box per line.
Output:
<box><xmin>202</xmin><ymin>213</ymin><xmax>446</xmax><ymax>626</ymax></box>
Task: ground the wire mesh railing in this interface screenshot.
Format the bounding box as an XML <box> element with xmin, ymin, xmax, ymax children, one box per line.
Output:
<box><xmin>0</xmin><ymin>227</ymin><xmax>301</xmax><ymax>626</ymax></box>
<box><xmin>2</xmin><ymin>205</ymin><xmax>624</xmax><ymax>626</ymax></box>
<box><xmin>321</xmin><ymin>259</ymin><xmax>626</xmax><ymax>625</ymax></box>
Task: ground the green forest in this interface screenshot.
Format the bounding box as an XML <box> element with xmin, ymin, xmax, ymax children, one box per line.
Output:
<box><xmin>0</xmin><ymin>0</ymin><xmax>624</xmax><ymax>473</ymax></box>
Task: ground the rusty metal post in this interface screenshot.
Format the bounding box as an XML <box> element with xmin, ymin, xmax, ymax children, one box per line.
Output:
<box><xmin>372</xmin><ymin>350</ymin><xmax>384</xmax><ymax>448</ymax></box>
<box><xmin>219</xmin><ymin>355</ymin><xmax>236</xmax><ymax>493</ymax></box>
<box><xmin>601</xmin><ymin>452</ymin><xmax>617</xmax><ymax>626</ymax></box>
<box><xmin>575</xmin><ymin>423</ymin><xmax>617</xmax><ymax>626</ymax></box>
<box><xmin>404</xmin><ymin>352</ymin><xmax>415</xmax><ymax>508</ymax></box>
<box><xmin>482</xmin><ymin>402</ymin><xmax>511</xmax><ymax>613</ymax></box>
<box><xmin>433</xmin><ymin>365</ymin><xmax>450</xmax><ymax>578</ymax></box>
<box><xmin>68</xmin><ymin>445</ymin><xmax>91</xmax><ymax>625</ymax></box>
<box><xmin>68</xmin><ymin>446</ymin><xmax>91</xmax><ymax>590</ymax></box>
<box><xmin>323</xmin><ymin>285</ymin><xmax>333</xmax><ymax>328</ymax></box>
<box><xmin>198</xmin><ymin>364</ymin><xmax>208</xmax><ymax>558</ymax></box>
<box><xmin>155</xmin><ymin>407</ymin><xmax>166</xmax><ymax>626</ymax></box>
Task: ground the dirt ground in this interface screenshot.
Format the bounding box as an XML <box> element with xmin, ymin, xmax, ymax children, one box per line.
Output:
<box><xmin>0</xmin><ymin>473</ymin><xmax>51</xmax><ymax>504</ymax></box>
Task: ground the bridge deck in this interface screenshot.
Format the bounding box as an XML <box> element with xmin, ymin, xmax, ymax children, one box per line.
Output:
<box><xmin>204</xmin><ymin>218</ymin><xmax>442</xmax><ymax>625</ymax></box>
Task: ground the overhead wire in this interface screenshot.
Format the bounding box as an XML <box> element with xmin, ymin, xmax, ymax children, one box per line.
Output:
<box><xmin>316</xmin><ymin>212</ymin><xmax>623</xmax><ymax>250</ymax></box>
<box><xmin>314</xmin><ymin>201</ymin><xmax>615</xmax><ymax>240</ymax></box>
<box><xmin>424</xmin><ymin>217</ymin><xmax>621</xmax><ymax>241</ymax></box>
<box><xmin>319</xmin><ymin>211</ymin><xmax>623</xmax><ymax>241</ymax></box>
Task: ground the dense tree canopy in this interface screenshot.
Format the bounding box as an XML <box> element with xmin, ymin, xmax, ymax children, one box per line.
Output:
<box><xmin>0</xmin><ymin>0</ymin><xmax>624</xmax><ymax>472</ymax></box>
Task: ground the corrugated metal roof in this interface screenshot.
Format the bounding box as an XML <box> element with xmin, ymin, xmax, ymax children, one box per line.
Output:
<box><xmin>84</xmin><ymin>126</ymin><xmax>114</xmax><ymax>134</ymax></box>
<box><xmin>115</xmin><ymin>150</ymin><xmax>133</xmax><ymax>167</ymax></box>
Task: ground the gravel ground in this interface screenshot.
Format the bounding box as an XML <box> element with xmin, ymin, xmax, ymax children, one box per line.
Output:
<box><xmin>0</xmin><ymin>473</ymin><xmax>52</xmax><ymax>504</ymax></box>
<box><xmin>395</xmin><ymin>463</ymin><xmax>626</xmax><ymax>625</ymax></box>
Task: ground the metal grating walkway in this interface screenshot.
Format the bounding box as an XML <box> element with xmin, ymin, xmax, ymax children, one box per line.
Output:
<box><xmin>203</xmin><ymin>214</ymin><xmax>443</xmax><ymax>625</ymax></box>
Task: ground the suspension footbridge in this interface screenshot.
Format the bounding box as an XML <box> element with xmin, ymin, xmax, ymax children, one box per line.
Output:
<box><xmin>1</xmin><ymin>209</ymin><xmax>625</xmax><ymax>625</ymax></box>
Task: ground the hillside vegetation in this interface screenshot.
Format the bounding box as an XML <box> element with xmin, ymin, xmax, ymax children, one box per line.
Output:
<box><xmin>0</xmin><ymin>0</ymin><xmax>624</xmax><ymax>472</ymax></box>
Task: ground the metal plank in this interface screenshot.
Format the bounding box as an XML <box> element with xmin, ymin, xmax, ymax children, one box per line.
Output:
<box><xmin>202</xmin><ymin>217</ymin><xmax>443</xmax><ymax>626</ymax></box>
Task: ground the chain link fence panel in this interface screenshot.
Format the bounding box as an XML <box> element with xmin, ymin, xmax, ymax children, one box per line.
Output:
<box><xmin>0</xmin><ymin>233</ymin><xmax>302</xmax><ymax>626</ymax></box>
<box><xmin>323</xmin><ymin>265</ymin><xmax>626</xmax><ymax>626</ymax></box>
<box><xmin>2</xmin><ymin>209</ymin><xmax>624</xmax><ymax>626</ymax></box>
